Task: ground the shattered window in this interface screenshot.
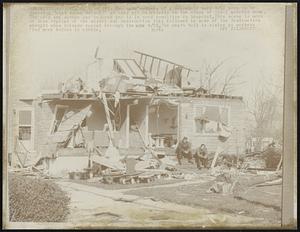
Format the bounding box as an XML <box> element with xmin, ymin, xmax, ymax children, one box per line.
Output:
<box><xmin>197</xmin><ymin>120</ymin><xmax>218</xmax><ymax>134</ymax></box>
<box><xmin>194</xmin><ymin>105</ymin><xmax>229</xmax><ymax>134</ymax></box>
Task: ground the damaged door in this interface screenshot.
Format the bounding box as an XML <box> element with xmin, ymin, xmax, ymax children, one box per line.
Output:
<box><xmin>128</xmin><ymin>102</ymin><xmax>148</xmax><ymax>148</ymax></box>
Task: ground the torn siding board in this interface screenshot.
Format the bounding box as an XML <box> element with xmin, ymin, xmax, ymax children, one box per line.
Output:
<box><xmin>33</xmin><ymin>101</ymin><xmax>103</xmax><ymax>157</ymax></box>
<box><xmin>46</xmin><ymin>105</ymin><xmax>92</xmax><ymax>145</ymax></box>
<box><xmin>48</xmin><ymin>131</ymin><xmax>72</xmax><ymax>144</ymax></box>
<box><xmin>57</xmin><ymin>105</ymin><xmax>91</xmax><ymax>133</ymax></box>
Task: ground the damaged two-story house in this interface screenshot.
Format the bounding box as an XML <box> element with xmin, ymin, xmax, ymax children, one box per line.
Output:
<box><xmin>8</xmin><ymin>51</ymin><xmax>247</xmax><ymax>176</ymax></box>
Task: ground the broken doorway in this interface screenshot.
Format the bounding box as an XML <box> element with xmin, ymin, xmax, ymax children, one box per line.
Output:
<box><xmin>128</xmin><ymin>100</ymin><xmax>149</xmax><ymax>148</ymax></box>
<box><xmin>148</xmin><ymin>99</ymin><xmax>178</xmax><ymax>148</ymax></box>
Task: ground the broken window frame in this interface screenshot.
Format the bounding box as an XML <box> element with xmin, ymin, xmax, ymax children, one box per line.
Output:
<box><xmin>49</xmin><ymin>105</ymin><xmax>69</xmax><ymax>134</ymax></box>
<box><xmin>193</xmin><ymin>104</ymin><xmax>231</xmax><ymax>135</ymax></box>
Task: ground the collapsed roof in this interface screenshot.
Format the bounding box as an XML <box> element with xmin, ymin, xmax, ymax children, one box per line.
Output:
<box><xmin>40</xmin><ymin>50</ymin><xmax>243</xmax><ymax>101</ymax></box>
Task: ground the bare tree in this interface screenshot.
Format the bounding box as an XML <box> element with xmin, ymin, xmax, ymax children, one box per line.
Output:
<box><xmin>220</xmin><ymin>64</ymin><xmax>246</xmax><ymax>95</ymax></box>
<box><xmin>247</xmin><ymin>80</ymin><xmax>283</xmax><ymax>146</ymax></box>
<box><xmin>200</xmin><ymin>58</ymin><xmax>245</xmax><ymax>95</ymax></box>
<box><xmin>201</xmin><ymin>58</ymin><xmax>230</xmax><ymax>93</ymax></box>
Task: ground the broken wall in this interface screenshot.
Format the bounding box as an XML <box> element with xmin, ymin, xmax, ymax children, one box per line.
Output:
<box><xmin>180</xmin><ymin>97</ymin><xmax>247</xmax><ymax>155</ymax></box>
<box><xmin>33</xmin><ymin>100</ymin><xmax>107</xmax><ymax>157</ymax></box>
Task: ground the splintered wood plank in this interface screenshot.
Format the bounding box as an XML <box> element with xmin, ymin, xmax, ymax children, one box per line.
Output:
<box><xmin>164</xmin><ymin>64</ymin><xmax>169</xmax><ymax>80</ymax></box>
<box><xmin>157</xmin><ymin>59</ymin><xmax>161</xmax><ymax>76</ymax></box>
<box><xmin>101</xmin><ymin>93</ymin><xmax>114</xmax><ymax>140</ymax></box>
<box><xmin>149</xmin><ymin>57</ymin><xmax>154</xmax><ymax>74</ymax></box>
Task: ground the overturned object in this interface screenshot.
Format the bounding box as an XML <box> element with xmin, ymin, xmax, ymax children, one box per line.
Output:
<box><xmin>208</xmin><ymin>173</ymin><xmax>241</xmax><ymax>195</ymax></box>
<box><xmin>60</xmin><ymin>77</ymin><xmax>85</xmax><ymax>94</ymax></box>
<box><xmin>262</xmin><ymin>146</ymin><xmax>282</xmax><ymax>169</ymax></box>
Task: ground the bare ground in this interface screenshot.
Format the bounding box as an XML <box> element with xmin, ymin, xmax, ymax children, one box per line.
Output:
<box><xmin>52</xmin><ymin>161</ymin><xmax>282</xmax><ymax>228</ymax></box>
<box><xmin>125</xmin><ymin>180</ymin><xmax>281</xmax><ymax>224</ymax></box>
<box><xmin>55</xmin><ymin>180</ymin><xmax>269</xmax><ymax>229</ymax></box>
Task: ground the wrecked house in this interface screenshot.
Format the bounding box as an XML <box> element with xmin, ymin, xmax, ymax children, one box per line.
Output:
<box><xmin>8</xmin><ymin>51</ymin><xmax>247</xmax><ymax>177</ymax></box>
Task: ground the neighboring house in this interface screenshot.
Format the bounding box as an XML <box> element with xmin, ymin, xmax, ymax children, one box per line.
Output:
<box><xmin>246</xmin><ymin>137</ymin><xmax>274</xmax><ymax>153</ymax></box>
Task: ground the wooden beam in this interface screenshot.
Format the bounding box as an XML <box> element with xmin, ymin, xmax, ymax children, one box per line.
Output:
<box><xmin>145</xmin><ymin>105</ymin><xmax>149</xmax><ymax>146</ymax></box>
<box><xmin>187</xmin><ymin>69</ymin><xmax>190</xmax><ymax>78</ymax></box>
<box><xmin>157</xmin><ymin>59</ymin><xmax>161</xmax><ymax>76</ymax></box>
<box><xmin>101</xmin><ymin>93</ymin><xmax>114</xmax><ymax>140</ymax></box>
<box><xmin>134</xmin><ymin>50</ymin><xmax>198</xmax><ymax>72</ymax></box>
<box><xmin>177</xmin><ymin>104</ymin><xmax>181</xmax><ymax>142</ymax></box>
<box><xmin>124</xmin><ymin>59</ymin><xmax>137</xmax><ymax>76</ymax></box>
<box><xmin>149</xmin><ymin>57</ymin><xmax>154</xmax><ymax>74</ymax></box>
<box><xmin>143</xmin><ymin>56</ymin><xmax>147</xmax><ymax>70</ymax></box>
<box><xmin>126</xmin><ymin>104</ymin><xmax>130</xmax><ymax>148</ymax></box>
<box><xmin>276</xmin><ymin>154</ymin><xmax>283</xmax><ymax>171</ymax></box>
<box><xmin>164</xmin><ymin>64</ymin><xmax>169</xmax><ymax>80</ymax></box>
<box><xmin>171</xmin><ymin>64</ymin><xmax>176</xmax><ymax>84</ymax></box>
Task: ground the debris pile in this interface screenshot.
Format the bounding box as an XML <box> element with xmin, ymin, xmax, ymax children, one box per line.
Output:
<box><xmin>241</xmin><ymin>144</ymin><xmax>282</xmax><ymax>171</ymax></box>
<box><xmin>87</xmin><ymin>147</ymin><xmax>178</xmax><ymax>184</ymax></box>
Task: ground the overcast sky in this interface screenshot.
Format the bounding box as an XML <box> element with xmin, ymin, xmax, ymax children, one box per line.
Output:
<box><xmin>7</xmin><ymin>3</ymin><xmax>285</xmax><ymax>104</ymax></box>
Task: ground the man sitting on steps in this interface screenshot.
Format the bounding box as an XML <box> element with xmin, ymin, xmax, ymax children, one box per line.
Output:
<box><xmin>194</xmin><ymin>144</ymin><xmax>208</xmax><ymax>170</ymax></box>
<box><xmin>175</xmin><ymin>137</ymin><xmax>193</xmax><ymax>165</ymax></box>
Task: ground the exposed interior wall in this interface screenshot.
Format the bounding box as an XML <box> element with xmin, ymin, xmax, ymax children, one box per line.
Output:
<box><xmin>148</xmin><ymin>103</ymin><xmax>177</xmax><ymax>136</ymax></box>
<box><xmin>129</xmin><ymin>99</ymin><xmax>149</xmax><ymax>147</ymax></box>
<box><xmin>180</xmin><ymin>98</ymin><xmax>247</xmax><ymax>155</ymax></box>
<box><xmin>86</xmin><ymin>102</ymin><xmax>106</xmax><ymax>131</ymax></box>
